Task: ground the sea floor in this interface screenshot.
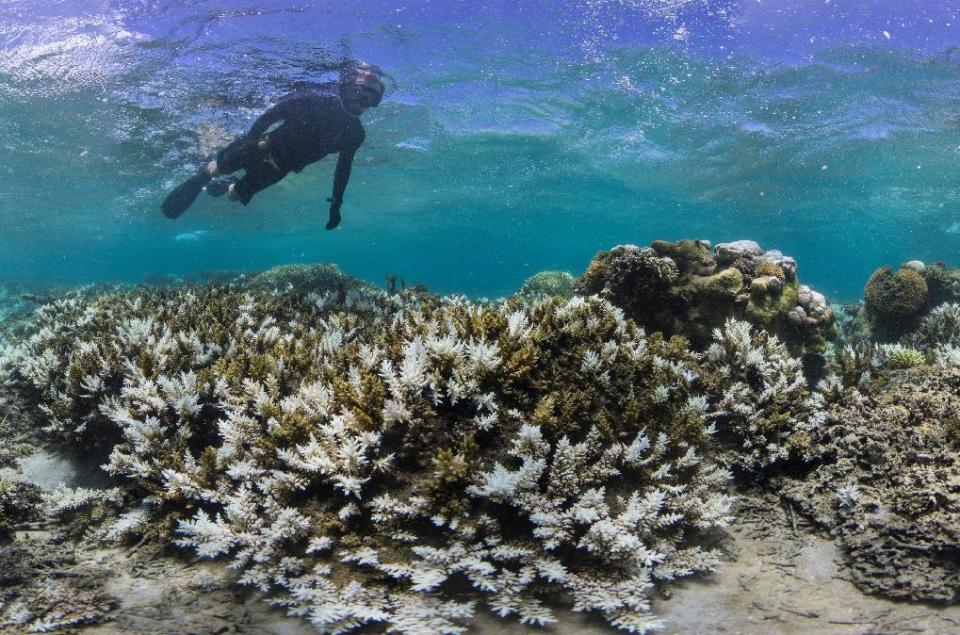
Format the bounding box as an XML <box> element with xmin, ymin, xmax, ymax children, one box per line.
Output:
<box><xmin>3</xmin><ymin>449</ymin><xmax>958</xmax><ymax>635</ymax></box>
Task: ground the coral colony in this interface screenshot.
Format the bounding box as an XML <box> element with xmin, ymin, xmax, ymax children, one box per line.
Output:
<box><xmin>1</xmin><ymin>239</ymin><xmax>960</xmax><ymax>632</ymax></box>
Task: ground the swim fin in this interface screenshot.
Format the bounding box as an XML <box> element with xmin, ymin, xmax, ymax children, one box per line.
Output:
<box><xmin>161</xmin><ymin>170</ymin><xmax>212</xmax><ymax>219</ymax></box>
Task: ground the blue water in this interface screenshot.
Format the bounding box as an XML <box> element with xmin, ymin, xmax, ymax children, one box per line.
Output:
<box><xmin>2</xmin><ymin>1</ymin><xmax>960</xmax><ymax>300</ymax></box>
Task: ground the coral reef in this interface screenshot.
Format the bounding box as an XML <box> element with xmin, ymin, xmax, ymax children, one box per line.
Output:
<box><xmin>10</xmin><ymin>244</ymin><xmax>960</xmax><ymax>632</ymax></box>
<box><xmin>2</xmin><ymin>283</ymin><xmax>755</xmax><ymax>633</ymax></box>
<box><xmin>698</xmin><ymin>320</ymin><xmax>827</xmax><ymax>471</ymax></box>
<box><xmin>0</xmin><ymin>479</ymin><xmax>118</xmax><ymax>632</ymax></box>
<box><xmin>908</xmin><ymin>302</ymin><xmax>960</xmax><ymax>359</ymax></box>
<box><xmin>517</xmin><ymin>270</ymin><xmax>576</xmax><ymax>300</ymax></box>
<box><xmin>0</xmin><ymin>481</ymin><xmax>40</xmax><ymax>540</ymax></box>
<box><xmin>576</xmin><ymin>240</ymin><xmax>836</xmax><ymax>357</ymax></box>
<box><xmin>857</xmin><ymin>261</ymin><xmax>960</xmax><ymax>343</ymax></box>
<box><xmin>0</xmin><ymin>534</ymin><xmax>116</xmax><ymax>632</ymax></box>
<box><xmin>872</xmin><ymin>344</ymin><xmax>926</xmax><ymax>370</ymax></box>
<box><xmin>780</xmin><ymin>367</ymin><xmax>960</xmax><ymax>603</ymax></box>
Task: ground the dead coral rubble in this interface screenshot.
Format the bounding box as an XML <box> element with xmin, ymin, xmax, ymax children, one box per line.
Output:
<box><xmin>781</xmin><ymin>367</ymin><xmax>960</xmax><ymax>603</ymax></box>
<box><xmin>577</xmin><ymin>239</ymin><xmax>837</xmax><ymax>357</ymax></box>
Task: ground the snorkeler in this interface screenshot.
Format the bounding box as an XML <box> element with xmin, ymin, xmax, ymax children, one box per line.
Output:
<box><xmin>161</xmin><ymin>62</ymin><xmax>385</xmax><ymax>230</ymax></box>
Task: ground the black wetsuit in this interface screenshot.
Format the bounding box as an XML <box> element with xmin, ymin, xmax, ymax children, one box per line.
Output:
<box><xmin>216</xmin><ymin>83</ymin><xmax>366</xmax><ymax>205</ymax></box>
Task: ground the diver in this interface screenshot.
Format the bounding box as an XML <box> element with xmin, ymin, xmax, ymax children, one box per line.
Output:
<box><xmin>161</xmin><ymin>62</ymin><xmax>386</xmax><ymax>230</ymax></box>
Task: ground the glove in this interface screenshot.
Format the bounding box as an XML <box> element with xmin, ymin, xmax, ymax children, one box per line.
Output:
<box><xmin>326</xmin><ymin>197</ymin><xmax>342</xmax><ymax>230</ymax></box>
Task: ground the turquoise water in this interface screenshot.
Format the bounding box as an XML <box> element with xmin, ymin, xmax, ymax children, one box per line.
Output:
<box><xmin>2</xmin><ymin>1</ymin><xmax>960</xmax><ymax>300</ymax></box>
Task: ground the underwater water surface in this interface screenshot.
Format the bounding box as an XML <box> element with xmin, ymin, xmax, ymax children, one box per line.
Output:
<box><xmin>1</xmin><ymin>0</ymin><xmax>960</xmax><ymax>300</ymax></box>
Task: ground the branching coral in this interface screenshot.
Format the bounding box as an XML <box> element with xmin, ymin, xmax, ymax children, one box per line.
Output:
<box><xmin>699</xmin><ymin>319</ymin><xmax>827</xmax><ymax>470</ymax></box>
<box><xmin>908</xmin><ymin>302</ymin><xmax>960</xmax><ymax>356</ymax></box>
<box><xmin>4</xmin><ymin>284</ymin><xmax>742</xmax><ymax>633</ymax></box>
<box><xmin>873</xmin><ymin>344</ymin><xmax>926</xmax><ymax>370</ymax></box>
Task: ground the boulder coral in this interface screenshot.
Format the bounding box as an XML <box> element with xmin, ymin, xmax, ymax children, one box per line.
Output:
<box><xmin>576</xmin><ymin>239</ymin><xmax>836</xmax><ymax>357</ymax></box>
<box><xmin>863</xmin><ymin>265</ymin><xmax>928</xmax><ymax>341</ymax></box>
<box><xmin>243</xmin><ymin>262</ymin><xmax>372</xmax><ymax>294</ymax></box>
<box><xmin>517</xmin><ymin>270</ymin><xmax>576</xmax><ymax>300</ymax></box>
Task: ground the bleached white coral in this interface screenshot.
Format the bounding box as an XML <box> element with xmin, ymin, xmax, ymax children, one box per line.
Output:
<box><xmin>7</xmin><ymin>286</ymin><xmax>740</xmax><ymax>634</ymax></box>
<box><xmin>835</xmin><ymin>484</ymin><xmax>861</xmax><ymax>508</ymax></box>
<box><xmin>700</xmin><ymin>319</ymin><xmax>825</xmax><ymax>468</ymax></box>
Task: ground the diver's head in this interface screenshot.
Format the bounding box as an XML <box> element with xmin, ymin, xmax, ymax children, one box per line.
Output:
<box><xmin>339</xmin><ymin>62</ymin><xmax>385</xmax><ymax>116</ymax></box>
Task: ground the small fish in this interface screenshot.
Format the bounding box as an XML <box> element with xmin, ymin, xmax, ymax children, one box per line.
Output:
<box><xmin>173</xmin><ymin>230</ymin><xmax>210</xmax><ymax>242</ymax></box>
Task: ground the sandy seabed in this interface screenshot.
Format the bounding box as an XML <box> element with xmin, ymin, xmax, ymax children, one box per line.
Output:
<box><xmin>3</xmin><ymin>449</ymin><xmax>958</xmax><ymax>635</ymax></box>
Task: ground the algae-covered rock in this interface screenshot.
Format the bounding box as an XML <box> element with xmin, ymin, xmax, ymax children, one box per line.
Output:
<box><xmin>863</xmin><ymin>265</ymin><xmax>928</xmax><ymax>341</ymax></box>
<box><xmin>577</xmin><ymin>239</ymin><xmax>836</xmax><ymax>356</ymax></box>
<box><xmin>518</xmin><ymin>270</ymin><xmax>576</xmax><ymax>299</ymax></box>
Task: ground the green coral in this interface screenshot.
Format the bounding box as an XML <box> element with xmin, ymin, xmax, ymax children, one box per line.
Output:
<box><xmin>886</xmin><ymin>347</ymin><xmax>926</xmax><ymax>369</ymax></box>
<box><xmin>518</xmin><ymin>270</ymin><xmax>576</xmax><ymax>300</ymax></box>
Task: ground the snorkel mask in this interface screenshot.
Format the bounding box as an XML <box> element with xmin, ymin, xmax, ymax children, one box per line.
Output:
<box><xmin>339</xmin><ymin>63</ymin><xmax>385</xmax><ymax>115</ymax></box>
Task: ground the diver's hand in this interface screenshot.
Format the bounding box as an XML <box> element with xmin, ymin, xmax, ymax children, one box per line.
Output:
<box><xmin>326</xmin><ymin>197</ymin><xmax>342</xmax><ymax>230</ymax></box>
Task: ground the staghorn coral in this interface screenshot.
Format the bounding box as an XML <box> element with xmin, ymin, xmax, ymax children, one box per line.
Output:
<box><xmin>698</xmin><ymin>319</ymin><xmax>827</xmax><ymax>471</ymax></box>
<box><xmin>3</xmin><ymin>283</ymin><xmax>742</xmax><ymax>634</ymax></box>
<box><xmin>517</xmin><ymin>270</ymin><xmax>576</xmax><ymax>300</ymax></box>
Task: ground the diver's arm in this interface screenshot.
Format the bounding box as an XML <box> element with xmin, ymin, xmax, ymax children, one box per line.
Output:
<box><xmin>326</xmin><ymin>122</ymin><xmax>364</xmax><ymax>229</ymax></box>
<box><xmin>331</xmin><ymin>147</ymin><xmax>356</xmax><ymax>205</ymax></box>
<box><xmin>325</xmin><ymin>148</ymin><xmax>355</xmax><ymax>230</ymax></box>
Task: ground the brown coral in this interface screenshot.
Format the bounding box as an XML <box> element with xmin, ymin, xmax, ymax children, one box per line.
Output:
<box><xmin>577</xmin><ymin>239</ymin><xmax>835</xmax><ymax>356</ymax></box>
<box><xmin>864</xmin><ymin>266</ymin><xmax>928</xmax><ymax>341</ymax></box>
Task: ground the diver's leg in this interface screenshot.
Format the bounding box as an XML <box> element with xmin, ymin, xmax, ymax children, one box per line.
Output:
<box><xmin>206</xmin><ymin>173</ymin><xmax>239</xmax><ymax>198</ymax></box>
<box><xmin>205</xmin><ymin>135</ymin><xmax>265</xmax><ymax>197</ymax></box>
<box><xmin>162</xmin><ymin>169</ymin><xmax>213</xmax><ymax>219</ymax></box>
<box><xmin>161</xmin><ymin>136</ymin><xmax>265</xmax><ymax>218</ymax></box>
<box><xmin>229</xmin><ymin>165</ymin><xmax>285</xmax><ymax>206</ymax></box>
<box><xmin>215</xmin><ymin>136</ymin><xmax>261</xmax><ymax>174</ymax></box>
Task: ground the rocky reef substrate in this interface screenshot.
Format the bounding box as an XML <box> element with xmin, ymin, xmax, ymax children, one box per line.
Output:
<box><xmin>576</xmin><ymin>239</ymin><xmax>837</xmax><ymax>358</ymax></box>
<box><xmin>0</xmin><ymin>243</ymin><xmax>959</xmax><ymax>634</ymax></box>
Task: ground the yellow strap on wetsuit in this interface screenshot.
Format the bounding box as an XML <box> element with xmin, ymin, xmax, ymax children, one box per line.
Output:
<box><xmin>257</xmin><ymin>134</ymin><xmax>282</xmax><ymax>172</ymax></box>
